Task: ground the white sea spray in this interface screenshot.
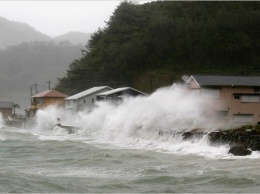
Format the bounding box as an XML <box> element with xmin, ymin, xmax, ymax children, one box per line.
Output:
<box><xmin>0</xmin><ymin>112</ymin><xmax>4</xmax><ymax>128</ymax></box>
<box><xmin>31</xmin><ymin>87</ymin><xmax>247</xmax><ymax>158</ymax></box>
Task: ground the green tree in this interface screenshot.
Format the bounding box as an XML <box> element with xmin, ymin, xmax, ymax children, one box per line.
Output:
<box><xmin>12</xmin><ymin>103</ymin><xmax>20</xmax><ymax>116</ymax></box>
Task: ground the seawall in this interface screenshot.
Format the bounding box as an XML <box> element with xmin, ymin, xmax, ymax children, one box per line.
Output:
<box><xmin>159</xmin><ymin>129</ymin><xmax>260</xmax><ymax>151</ymax></box>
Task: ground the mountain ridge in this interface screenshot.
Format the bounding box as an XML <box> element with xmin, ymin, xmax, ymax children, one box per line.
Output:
<box><xmin>0</xmin><ymin>16</ymin><xmax>91</xmax><ymax>112</ymax></box>
<box><xmin>0</xmin><ymin>16</ymin><xmax>51</xmax><ymax>49</ymax></box>
<box><xmin>53</xmin><ymin>31</ymin><xmax>92</xmax><ymax>46</ymax></box>
<box><xmin>0</xmin><ymin>16</ymin><xmax>92</xmax><ymax>49</ymax></box>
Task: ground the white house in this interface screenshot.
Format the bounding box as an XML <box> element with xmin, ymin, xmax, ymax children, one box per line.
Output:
<box><xmin>97</xmin><ymin>87</ymin><xmax>147</xmax><ymax>103</ymax></box>
<box><xmin>65</xmin><ymin>86</ymin><xmax>113</xmax><ymax>112</ymax></box>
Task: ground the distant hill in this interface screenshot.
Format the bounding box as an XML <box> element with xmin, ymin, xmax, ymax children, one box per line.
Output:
<box><xmin>0</xmin><ymin>16</ymin><xmax>51</xmax><ymax>49</ymax></box>
<box><xmin>0</xmin><ymin>16</ymin><xmax>93</xmax><ymax>113</ymax></box>
<box><xmin>53</xmin><ymin>32</ymin><xmax>92</xmax><ymax>46</ymax></box>
<box><xmin>0</xmin><ymin>16</ymin><xmax>92</xmax><ymax>49</ymax></box>
<box><xmin>0</xmin><ymin>41</ymin><xmax>82</xmax><ymax>113</ymax></box>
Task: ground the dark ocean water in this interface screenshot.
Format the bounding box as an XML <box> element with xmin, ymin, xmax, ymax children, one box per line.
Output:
<box><xmin>0</xmin><ymin>127</ymin><xmax>259</xmax><ymax>193</ymax></box>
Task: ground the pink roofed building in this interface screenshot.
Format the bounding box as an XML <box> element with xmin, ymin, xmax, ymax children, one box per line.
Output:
<box><xmin>175</xmin><ymin>75</ymin><xmax>260</xmax><ymax>126</ymax></box>
<box><xmin>26</xmin><ymin>90</ymin><xmax>67</xmax><ymax>117</ymax></box>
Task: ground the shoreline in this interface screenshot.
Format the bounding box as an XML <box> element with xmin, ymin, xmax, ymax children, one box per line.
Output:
<box><xmin>159</xmin><ymin>126</ymin><xmax>260</xmax><ymax>152</ymax></box>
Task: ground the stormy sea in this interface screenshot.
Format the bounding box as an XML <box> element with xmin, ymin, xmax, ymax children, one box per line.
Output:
<box><xmin>0</xmin><ymin>88</ymin><xmax>259</xmax><ymax>193</ymax></box>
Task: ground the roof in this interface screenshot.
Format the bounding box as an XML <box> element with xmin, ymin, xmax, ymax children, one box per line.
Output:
<box><xmin>97</xmin><ymin>87</ymin><xmax>147</xmax><ymax>96</ymax></box>
<box><xmin>32</xmin><ymin>90</ymin><xmax>68</xmax><ymax>98</ymax></box>
<box><xmin>188</xmin><ymin>75</ymin><xmax>260</xmax><ymax>87</ymax></box>
<box><xmin>66</xmin><ymin>86</ymin><xmax>113</xmax><ymax>100</ymax></box>
<box><xmin>0</xmin><ymin>101</ymin><xmax>13</xmax><ymax>108</ymax></box>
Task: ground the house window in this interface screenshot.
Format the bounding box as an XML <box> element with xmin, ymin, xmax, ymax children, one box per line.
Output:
<box><xmin>254</xmin><ymin>88</ymin><xmax>260</xmax><ymax>93</ymax></box>
<box><xmin>40</xmin><ymin>98</ymin><xmax>44</xmax><ymax>106</ymax></box>
<box><xmin>92</xmin><ymin>98</ymin><xmax>94</xmax><ymax>104</ymax></box>
<box><xmin>216</xmin><ymin>111</ymin><xmax>228</xmax><ymax>119</ymax></box>
<box><xmin>37</xmin><ymin>98</ymin><xmax>44</xmax><ymax>106</ymax></box>
<box><xmin>84</xmin><ymin>100</ymin><xmax>86</xmax><ymax>103</ymax></box>
<box><xmin>67</xmin><ymin>100</ymin><xmax>70</xmax><ymax>105</ymax></box>
<box><xmin>97</xmin><ymin>96</ymin><xmax>105</xmax><ymax>101</ymax></box>
<box><xmin>234</xmin><ymin>114</ymin><xmax>253</xmax><ymax>123</ymax></box>
<box><xmin>241</xmin><ymin>95</ymin><xmax>259</xmax><ymax>103</ymax></box>
<box><xmin>234</xmin><ymin>95</ymin><xmax>240</xmax><ymax>99</ymax></box>
<box><xmin>201</xmin><ymin>88</ymin><xmax>220</xmax><ymax>99</ymax></box>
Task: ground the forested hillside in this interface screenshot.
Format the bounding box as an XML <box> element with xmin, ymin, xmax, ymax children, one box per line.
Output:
<box><xmin>56</xmin><ymin>1</ymin><xmax>260</xmax><ymax>95</ymax></box>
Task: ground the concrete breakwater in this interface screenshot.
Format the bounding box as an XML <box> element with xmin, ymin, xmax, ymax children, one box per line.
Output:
<box><xmin>159</xmin><ymin>129</ymin><xmax>260</xmax><ymax>152</ymax></box>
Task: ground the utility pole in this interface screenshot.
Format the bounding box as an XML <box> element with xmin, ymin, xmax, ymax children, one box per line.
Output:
<box><xmin>29</xmin><ymin>86</ymin><xmax>33</xmax><ymax>96</ymax></box>
<box><xmin>29</xmin><ymin>85</ymin><xmax>34</xmax><ymax>106</ymax></box>
<box><xmin>47</xmin><ymin>80</ymin><xmax>51</xmax><ymax>90</ymax></box>
<box><xmin>33</xmin><ymin>82</ymin><xmax>38</xmax><ymax>94</ymax></box>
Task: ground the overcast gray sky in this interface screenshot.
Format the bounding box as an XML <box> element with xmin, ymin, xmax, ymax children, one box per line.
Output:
<box><xmin>0</xmin><ymin>1</ymin><xmax>152</xmax><ymax>37</ymax></box>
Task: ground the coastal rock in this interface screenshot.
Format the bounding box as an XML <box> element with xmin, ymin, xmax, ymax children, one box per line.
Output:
<box><xmin>248</xmin><ymin>141</ymin><xmax>260</xmax><ymax>151</ymax></box>
<box><xmin>228</xmin><ymin>145</ymin><xmax>252</xmax><ymax>156</ymax></box>
<box><xmin>159</xmin><ymin>130</ymin><xmax>260</xmax><ymax>155</ymax></box>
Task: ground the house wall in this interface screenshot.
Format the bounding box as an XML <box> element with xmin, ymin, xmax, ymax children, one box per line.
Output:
<box><xmin>32</xmin><ymin>97</ymin><xmax>65</xmax><ymax>109</ymax></box>
<box><xmin>0</xmin><ymin>108</ymin><xmax>12</xmax><ymax>118</ymax></box>
<box><xmin>189</xmin><ymin>79</ymin><xmax>260</xmax><ymax>125</ymax></box>
<box><xmin>76</xmin><ymin>92</ymin><xmax>98</xmax><ymax>111</ymax></box>
<box><xmin>44</xmin><ymin>98</ymin><xmax>65</xmax><ymax>107</ymax></box>
<box><xmin>65</xmin><ymin>100</ymin><xmax>76</xmax><ymax>112</ymax></box>
<box><xmin>98</xmin><ymin>89</ymin><xmax>145</xmax><ymax>103</ymax></box>
<box><xmin>66</xmin><ymin>88</ymin><xmax>112</xmax><ymax>112</ymax></box>
<box><xmin>230</xmin><ymin>87</ymin><xmax>260</xmax><ymax>124</ymax></box>
<box><xmin>190</xmin><ymin>80</ymin><xmax>200</xmax><ymax>89</ymax></box>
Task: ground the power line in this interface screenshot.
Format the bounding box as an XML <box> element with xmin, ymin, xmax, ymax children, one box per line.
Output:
<box><xmin>51</xmin><ymin>81</ymin><xmax>57</xmax><ymax>85</ymax></box>
<box><xmin>30</xmin><ymin>80</ymin><xmax>57</xmax><ymax>94</ymax></box>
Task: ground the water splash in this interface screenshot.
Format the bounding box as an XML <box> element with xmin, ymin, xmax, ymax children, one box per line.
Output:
<box><xmin>34</xmin><ymin>105</ymin><xmax>81</xmax><ymax>132</ymax></box>
<box><xmin>34</xmin><ymin>88</ymin><xmax>210</xmax><ymax>141</ymax></box>
<box><xmin>77</xmin><ymin>87</ymin><xmax>218</xmax><ymax>140</ymax></box>
<box><xmin>31</xmin><ymin>87</ymin><xmax>260</xmax><ymax>159</ymax></box>
<box><xmin>0</xmin><ymin>112</ymin><xmax>4</xmax><ymax>128</ymax></box>
<box><xmin>35</xmin><ymin>87</ymin><xmax>216</xmax><ymax>134</ymax></box>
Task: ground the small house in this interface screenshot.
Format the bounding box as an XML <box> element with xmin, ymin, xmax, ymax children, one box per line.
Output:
<box><xmin>65</xmin><ymin>86</ymin><xmax>113</xmax><ymax>112</ymax></box>
<box><xmin>0</xmin><ymin>101</ymin><xmax>13</xmax><ymax>118</ymax></box>
<box><xmin>27</xmin><ymin>90</ymin><xmax>67</xmax><ymax>117</ymax></box>
<box><xmin>97</xmin><ymin>87</ymin><xmax>147</xmax><ymax>103</ymax></box>
<box><xmin>178</xmin><ymin>75</ymin><xmax>260</xmax><ymax>125</ymax></box>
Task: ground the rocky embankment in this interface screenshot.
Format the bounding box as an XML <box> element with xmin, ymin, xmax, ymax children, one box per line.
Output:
<box><xmin>159</xmin><ymin>127</ymin><xmax>260</xmax><ymax>156</ymax></box>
